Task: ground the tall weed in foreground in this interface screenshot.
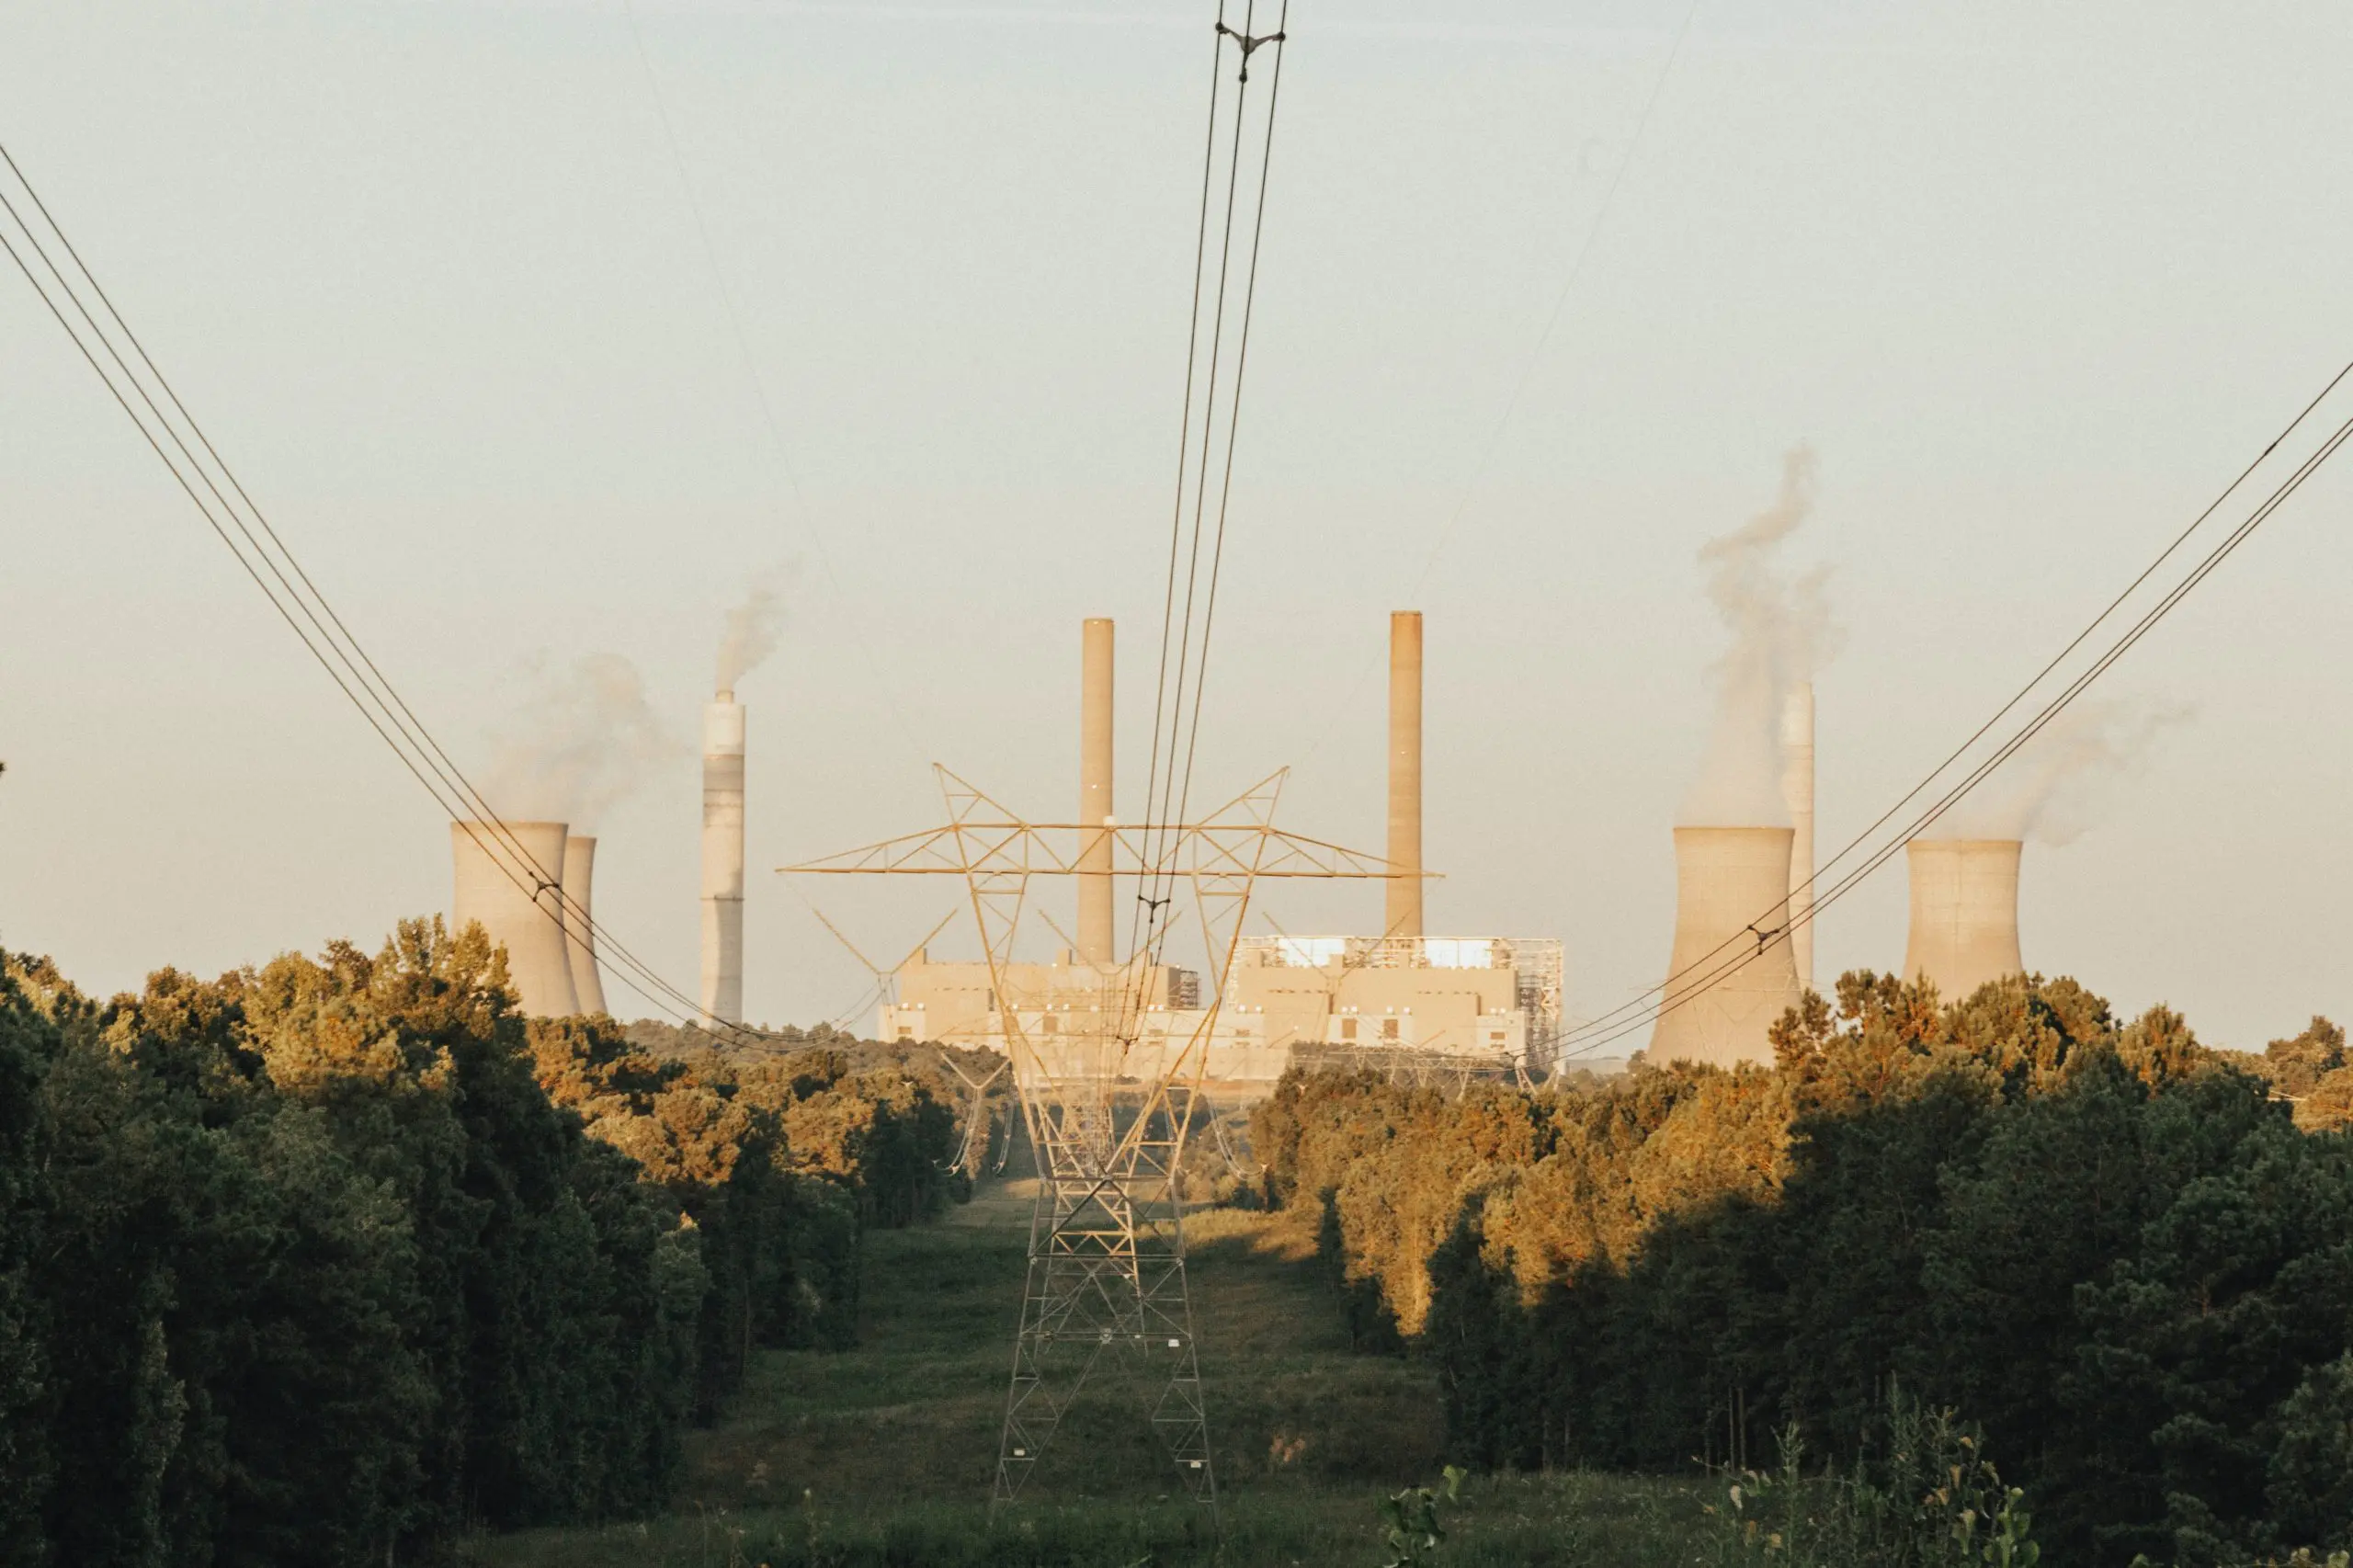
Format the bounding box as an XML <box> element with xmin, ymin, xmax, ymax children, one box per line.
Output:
<box><xmin>1377</xmin><ymin>1465</ymin><xmax>1465</xmax><ymax>1567</ymax></box>
<box><xmin>1706</xmin><ymin>1391</ymin><xmax>2037</xmax><ymax>1568</ymax></box>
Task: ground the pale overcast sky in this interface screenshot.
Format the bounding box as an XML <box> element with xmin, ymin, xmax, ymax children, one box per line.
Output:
<box><xmin>6</xmin><ymin>0</ymin><xmax>2352</xmax><ymax>1051</ymax></box>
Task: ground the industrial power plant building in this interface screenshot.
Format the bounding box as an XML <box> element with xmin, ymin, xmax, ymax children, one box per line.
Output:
<box><xmin>877</xmin><ymin>932</ymin><xmax>1563</xmax><ymax>1085</ymax></box>
<box><xmin>874</xmin><ymin>612</ymin><xmax>1564</xmax><ymax>1087</ymax></box>
<box><xmin>435</xmin><ymin>614</ymin><xmax>2026</xmax><ymax>1063</ymax></box>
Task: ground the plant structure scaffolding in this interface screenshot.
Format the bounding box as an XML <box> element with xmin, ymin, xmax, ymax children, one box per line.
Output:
<box><xmin>783</xmin><ymin>766</ymin><xmax>1406</xmax><ymax>1507</ymax></box>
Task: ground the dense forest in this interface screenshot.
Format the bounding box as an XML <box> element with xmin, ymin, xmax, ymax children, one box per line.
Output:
<box><xmin>0</xmin><ymin>919</ymin><xmax>965</xmax><ymax>1566</ymax></box>
<box><xmin>1254</xmin><ymin>974</ymin><xmax>2353</xmax><ymax>1568</ymax></box>
<box><xmin>17</xmin><ymin>919</ymin><xmax>2353</xmax><ymax>1567</ymax></box>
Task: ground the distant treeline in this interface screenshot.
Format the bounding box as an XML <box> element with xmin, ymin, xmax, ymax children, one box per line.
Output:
<box><xmin>0</xmin><ymin>921</ymin><xmax>965</xmax><ymax>1565</ymax></box>
<box><xmin>1253</xmin><ymin>975</ymin><xmax>2353</xmax><ymax>1567</ymax></box>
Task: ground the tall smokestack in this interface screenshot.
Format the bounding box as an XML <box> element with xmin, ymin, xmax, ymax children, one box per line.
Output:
<box><xmin>1077</xmin><ymin>618</ymin><xmax>1116</xmax><ymax>969</ymax></box>
<box><xmin>1904</xmin><ymin>839</ymin><xmax>2023</xmax><ymax>1001</ymax></box>
<box><xmin>701</xmin><ymin>693</ymin><xmax>745</xmax><ymax>1026</ymax></box>
<box><xmin>1386</xmin><ymin>610</ymin><xmax>1424</xmax><ymax>941</ymax></box>
<box><xmin>1649</xmin><ymin>826</ymin><xmax>1804</xmax><ymax>1069</ymax></box>
<box><xmin>451</xmin><ymin>820</ymin><xmax>580</xmax><ymax>1017</ymax></box>
<box><xmin>561</xmin><ymin>835</ymin><xmax>607</xmax><ymax>1017</ymax></box>
<box><xmin>1780</xmin><ymin>684</ymin><xmax>1815</xmax><ymax>989</ymax></box>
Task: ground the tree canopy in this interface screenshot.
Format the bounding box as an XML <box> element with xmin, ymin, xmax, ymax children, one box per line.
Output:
<box><xmin>1255</xmin><ymin>972</ymin><xmax>2353</xmax><ymax>1567</ymax></box>
<box><xmin>0</xmin><ymin>919</ymin><xmax>964</xmax><ymax>1565</ymax></box>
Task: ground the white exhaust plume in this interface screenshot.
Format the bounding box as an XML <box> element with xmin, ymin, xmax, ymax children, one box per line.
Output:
<box><xmin>483</xmin><ymin>653</ymin><xmax>679</xmax><ymax>825</ymax></box>
<box><xmin>1931</xmin><ymin>696</ymin><xmax>2191</xmax><ymax>845</ymax></box>
<box><xmin>715</xmin><ymin>572</ymin><xmax>789</xmax><ymax>693</ymax></box>
<box><xmin>1681</xmin><ymin>447</ymin><xmax>1841</xmax><ymax>826</ymax></box>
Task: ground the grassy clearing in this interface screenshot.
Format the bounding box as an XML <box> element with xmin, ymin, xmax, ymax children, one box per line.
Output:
<box><xmin>468</xmin><ymin>1183</ymin><xmax>1714</xmax><ymax>1567</ymax></box>
<box><xmin>472</xmin><ymin>1473</ymin><xmax>1720</xmax><ymax>1568</ymax></box>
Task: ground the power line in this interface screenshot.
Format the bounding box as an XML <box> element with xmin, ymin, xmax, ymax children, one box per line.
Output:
<box><xmin>1565</xmin><ymin>415</ymin><xmax>2353</xmax><ymax>1061</ymax></box>
<box><xmin>1126</xmin><ymin>2</ymin><xmax>1290</xmax><ymax>1020</ymax></box>
<box><xmin>1171</xmin><ymin>0</ymin><xmax>1290</xmax><ymax>846</ymax></box>
<box><xmin>1138</xmin><ymin>4</ymin><xmax>1273</xmax><ymax>948</ymax></box>
<box><xmin>1562</xmin><ymin>384</ymin><xmax>2353</xmax><ymax>1059</ymax></box>
<box><xmin>0</xmin><ymin>139</ymin><xmax>744</xmax><ymax>1038</ymax></box>
<box><xmin>1551</xmin><ymin>364</ymin><xmax>2353</xmax><ymax>1062</ymax></box>
<box><xmin>1131</xmin><ymin>10</ymin><xmax>1236</xmax><ymax>970</ymax></box>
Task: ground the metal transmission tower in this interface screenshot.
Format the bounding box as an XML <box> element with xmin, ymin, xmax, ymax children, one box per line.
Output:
<box><xmin>783</xmin><ymin>766</ymin><xmax>1403</xmax><ymax>1505</ymax></box>
<box><xmin>782</xmin><ymin>0</ymin><xmax>1310</xmax><ymax>1514</ymax></box>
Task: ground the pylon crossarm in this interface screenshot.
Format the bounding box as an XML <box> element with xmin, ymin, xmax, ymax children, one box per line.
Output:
<box><xmin>781</xmin><ymin>824</ymin><xmax>1418</xmax><ymax>880</ymax></box>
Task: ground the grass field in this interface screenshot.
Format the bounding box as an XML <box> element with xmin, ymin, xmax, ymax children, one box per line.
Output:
<box><xmin>468</xmin><ymin>1183</ymin><xmax>1717</xmax><ymax>1567</ymax></box>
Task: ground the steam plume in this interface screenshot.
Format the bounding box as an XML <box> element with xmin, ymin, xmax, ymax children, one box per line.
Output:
<box><xmin>716</xmin><ymin>573</ymin><xmax>789</xmax><ymax>693</ymax></box>
<box><xmin>1680</xmin><ymin>446</ymin><xmax>1842</xmax><ymax>824</ymax></box>
<box><xmin>483</xmin><ymin>653</ymin><xmax>682</xmax><ymax>826</ymax></box>
<box><xmin>1931</xmin><ymin>696</ymin><xmax>2191</xmax><ymax>846</ymax></box>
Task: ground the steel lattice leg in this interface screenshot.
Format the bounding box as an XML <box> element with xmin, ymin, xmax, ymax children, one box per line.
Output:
<box><xmin>991</xmin><ymin>1164</ymin><xmax>1218</xmax><ymax>1510</ymax></box>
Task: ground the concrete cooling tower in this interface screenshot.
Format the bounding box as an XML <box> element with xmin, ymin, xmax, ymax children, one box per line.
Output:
<box><xmin>451</xmin><ymin>821</ymin><xmax>579</xmax><ymax>1017</ymax></box>
<box><xmin>701</xmin><ymin>693</ymin><xmax>746</xmax><ymax>1026</ymax></box>
<box><xmin>1649</xmin><ymin>826</ymin><xmax>1805</xmax><ymax>1069</ymax></box>
<box><xmin>1904</xmin><ymin>838</ymin><xmax>2023</xmax><ymax>1001</ymax></box>
<box><xmin>561</xmin><ymin>835</ymin><xmax>607</xmax><ymax>1017</ymax></box>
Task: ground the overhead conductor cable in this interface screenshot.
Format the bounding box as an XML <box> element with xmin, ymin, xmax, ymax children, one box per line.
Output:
<box><xmin>1555</xmin><ymin>360</ymin><xmax>2353</xmax><ymax>1060</ymax></box>
<box><xmin>0</xmin><ymin>139</ymin><xmax>743</xmax><ymax>1035</ymax></box>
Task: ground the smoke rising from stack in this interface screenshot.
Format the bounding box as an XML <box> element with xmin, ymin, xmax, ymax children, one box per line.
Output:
<box><xmin>1932</xmin><ymin>697</ymin><xmax>2191</xmax><ymax>845</ymax></box>
<box><xmin>1681</xmin><ymin>447</ymin><xmax>1842</xmax><ymax>826</ymax></box>
<box><xmin>715</xmin><ymin>572</ymin><xmax>790</xmax><ymax>694</ymax></box>
<box><xmin>483</xmin><ymin>653</ymin><xmax>679</xmax><ymax>824</ymax></box>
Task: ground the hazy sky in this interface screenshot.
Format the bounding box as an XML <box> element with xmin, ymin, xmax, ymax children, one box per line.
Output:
<box><xmin>6</xmin><ymin>0</ymin><xmax>2353</xmax><ymax>1052</ymax></box>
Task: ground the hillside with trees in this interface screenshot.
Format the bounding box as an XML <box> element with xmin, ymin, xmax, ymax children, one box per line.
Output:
<box><xmin>1253</xmin><ymin>973</ymin><xmax>2353</xmax><ymax>1566</ymax></box>
<box><xmin>0</xmin><ymin>919</ymin><xmax>961</xmax><ymax>1564</ymax></box>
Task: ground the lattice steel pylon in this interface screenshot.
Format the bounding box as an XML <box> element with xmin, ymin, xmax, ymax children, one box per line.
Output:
<box><xmin>782</xmin><ymin>765</ymin><xmax>1406</xmax><ymax>1508</ymax></box>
